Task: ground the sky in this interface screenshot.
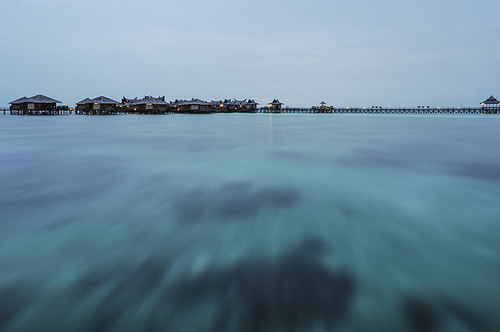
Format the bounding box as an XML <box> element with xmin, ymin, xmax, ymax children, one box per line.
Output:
<box><xmin>1</xmin><ymin>0</ymin><xmax>499</xmax><ymax>107</ymax></box>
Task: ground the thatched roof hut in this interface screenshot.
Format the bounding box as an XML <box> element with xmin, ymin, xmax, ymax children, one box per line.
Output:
<box><xmin>177</xmin><ymin>98</ymin><xmax>212</xmax><ymax>113</ymax></box>
<box><xmin>10</xmin><ymin>94</ymin><xmax>61</xmax><ymax>106</ymax></box>
<box><xmin>269</xmin><ymin>99</ymin><xmax>283</xmax><ymax>111</ymax></box>
<box><xmin>76</xmin><ymin>96</ymin><xmax>120</xmax><ymax>114</ymax></box>
<box><xmin>480</xmin><ymin>95</ymin><xmax>500</xmax><ymax>106</ymax></box>
<box><xmin>77</xmin><ymin>96</ymin><xmax>119</xmax><ymax>105</ymax></box>
<box><xmin>122</xmin><ymin>96</ymin><xmax>171</xmax><ymax>113</ymax></box>
<box><xmin>10</xmin><ymin>94</ymin><xmax>62</xmax><ymax>113</ymax></box>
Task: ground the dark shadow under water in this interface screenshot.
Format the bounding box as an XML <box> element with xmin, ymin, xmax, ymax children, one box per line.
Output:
<box><xmin>0</xmin><ymin>237</ymin><xmax>356</xmax><ymax>332</ymax></box>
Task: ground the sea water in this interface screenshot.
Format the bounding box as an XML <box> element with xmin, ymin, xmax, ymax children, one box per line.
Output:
<box><xmin>0</xmin><ymin>114</ymin><xmax>499</xmax><ymax>331</ymax></box>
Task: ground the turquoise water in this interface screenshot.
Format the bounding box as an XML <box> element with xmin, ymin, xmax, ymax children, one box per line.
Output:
<box><xmin>1</xmin><ymin>114</ymin><xmax>500</xmax><ymax>331</ymax></box>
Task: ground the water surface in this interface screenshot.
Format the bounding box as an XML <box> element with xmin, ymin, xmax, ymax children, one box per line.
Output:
<box><xmin>1</xmin><ymin>114</ymin><xmax>500</xmax><ymax>331</ymax></box>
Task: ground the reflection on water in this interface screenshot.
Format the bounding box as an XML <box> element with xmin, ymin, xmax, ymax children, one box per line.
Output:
<box><xmin>1</xmin><ymin>114</ymin><xmax>500</xmax><ymax>331</ymax></box>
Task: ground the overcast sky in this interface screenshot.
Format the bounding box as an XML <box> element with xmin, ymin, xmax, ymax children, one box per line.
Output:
<box><xmin>1</xmin><ymin>0</ymin><xmax>499</xmax><ymax>107</ymax></box>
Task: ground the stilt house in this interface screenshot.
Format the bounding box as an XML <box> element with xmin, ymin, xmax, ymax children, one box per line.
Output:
<box><xmin>9</xmin><ymin>94</ymin><xmax>65</xmax><ymax>115</ymax></box>
<box><xmin>122</xmin><ymin>96</ymin><xmax>171</xmax><ymax>113</ymax></box>
<box><xmin>76</xmin><ymin>96</ymin><xmax>119</xmax><ymax>115</ymax></box>
<box><xmin>269</xmin><ymin>99</ymin><xmax>283</xmax><ymax>111</ymax></box>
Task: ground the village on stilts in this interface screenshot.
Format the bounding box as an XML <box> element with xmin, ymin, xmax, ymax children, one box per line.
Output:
<box><xmin>2</xmin><ymin>94</ymin><xmax>500</xmax><ymax>116</ymax></box>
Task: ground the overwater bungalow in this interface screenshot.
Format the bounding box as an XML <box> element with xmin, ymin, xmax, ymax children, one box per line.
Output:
<box><xmin>269</xmin><ymin>99</ymin><xmax>283</xmax><ymax>112</ymax></box>
<box><xmin>480</xmin><ymin>96</ymin><xmax>500</xmax><ymax>114</ymax></box>
<box><xmin>233</xmin><ymin>99</ymin><xmax>247</xmax><ymax>111</ymax></box>
<box><xmin>9</xmin><ymin>94</ymin><xmax>70</xmax><ymax>115</ymax></box>
<box><xmin>218</xmin><ymin>99</ymin><xmax>242</xmax><ymax>112</ymax></box>
<box><xmin>245</xmin><ymin>99</ymin><xmax>259</xmax><ymax>112</ymax></box>
<box><xmin>217</xmin><ymin>99</ymin><xmax>259</xmax><ymax>112</ymax></box>
<box><xmin>233</xmin><ymin>99</ymin><xmax>259</xmax><ymax>112</ymax></box>
<box><xmin>480</xmin><ymin>95</ymin><xmax>500</xmax><ymax>107</ymax></box>
<box><xmin>176</xmin><ymin>98</ymin><xmax>212</xmax><ymax>113</ymax></box>
<box><xmin>209</xmin><ymin>100</ymin><xmax>224</xmax><ymax>112</ymax></box>
<box><xmin>122</xmin><ymin>96</ymin><xmax>171</xmax><ymax>114</ymax></box>
<box><xmin>218</xmin><ymin>99</ymin><xmax>233</xmax><ymax>112</ymax></box>
<box><xmin>76</xmin><ymin>96</ymin><xmax>120</xmax><ymax>115</ymax></box>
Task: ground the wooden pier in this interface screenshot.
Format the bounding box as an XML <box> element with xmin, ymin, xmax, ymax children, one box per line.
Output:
<box><xmin>2</xmin><ymin>106</ymin><xmax>499</xmax><ymax>115</ymax></box>
<box><xmin>9</xmin><ymin>106</ymin><xmax>72</xmax><ymax>116</ymax></box>
<box><xmin>257</xmin><ymin>107</ymin><xmax>499</xmax><ymax>115</ymax></box>
<box><xmin>2</xmin><ymin>107</ymin><xmax>73</xmax><ymax>115</ymax></box>
<box><xmin>3</xmin><ymin>93</ymin><xmax>500</xmax><ymax>116</ymax></box>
